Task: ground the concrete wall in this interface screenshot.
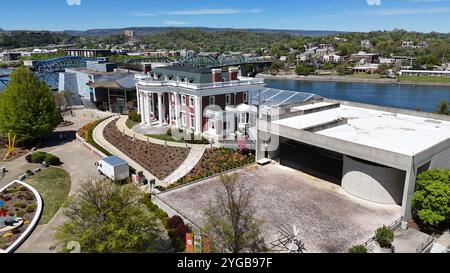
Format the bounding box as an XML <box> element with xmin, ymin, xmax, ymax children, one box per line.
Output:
<box><xmin>430</xmin><ymin>147</ymin><xmax>450</xmax><ymax>169</ymax></box>
<box><xmin>342</xmin><ymin>156</ymin><xmax>405</xmax><ymax>205</ymax></box>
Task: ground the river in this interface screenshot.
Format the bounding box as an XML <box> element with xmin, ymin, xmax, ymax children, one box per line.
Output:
<box><xmin>265</xmin><ymin>79</ymin><xmax>450</xmax><ymax>113</ymax></box>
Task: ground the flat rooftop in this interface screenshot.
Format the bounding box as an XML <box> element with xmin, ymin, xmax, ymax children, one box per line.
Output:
<box><xmin>274</xmin><ymin>104</ymin><xmax>450</xmax><ymax>156</ymax></box>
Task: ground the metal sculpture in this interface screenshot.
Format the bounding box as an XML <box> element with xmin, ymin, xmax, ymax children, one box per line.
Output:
<box><xmin>3</xmin><ymin>132</ymin><xmax>17</xmax><ymax>160</ymax></box>
<box><xmin>270</xmin><ymin>224</ymin><xmax>307</xmax><ymax>253</ymax></box>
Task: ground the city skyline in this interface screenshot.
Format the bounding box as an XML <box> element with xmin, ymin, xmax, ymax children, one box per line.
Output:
<box><xmin>1</xmin><ymin>0</ymin><xmax>450</xmax><ymax>33</ymax></box>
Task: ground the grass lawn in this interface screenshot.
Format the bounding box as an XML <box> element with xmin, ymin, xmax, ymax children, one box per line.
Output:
<box><xmin>126</xmin><ymin>118</ymin><xmax>139</xmax><ymax>129</ymax></box>
<box><xmin>399</xmin><ymin>76</ymin><xmax>450</xmax><ymax>84</ymax></box>
<box><xmin>26</xmin><ymin>167</ymin><xmax>71</xmax><ymax>225</ymax></box>
<box><xmin>146</xmin><ymin>133</ymin><xmax>184</xmax><ymax>143</ymax></box>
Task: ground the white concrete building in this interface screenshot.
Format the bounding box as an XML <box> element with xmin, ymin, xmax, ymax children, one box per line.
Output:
<box><xmin>400</xmin><ymin>70</ymin><xmax>450</xmax><ymax>77</ymax></box>
<box><xmin>135</xmin><ymin>65</ymin><xmax>264</xmax><ymax>141</ymax></box>
<box><xmin>256</xmin><ymin>99</ymin><xmax>450</xmax><ymax>227</ymax></box>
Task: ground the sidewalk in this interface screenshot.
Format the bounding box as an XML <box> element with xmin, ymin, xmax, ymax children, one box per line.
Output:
<box><xmin>92</xmin><ymin>116</ymin><xmax>160</xmax><ymax>185</ymax></box>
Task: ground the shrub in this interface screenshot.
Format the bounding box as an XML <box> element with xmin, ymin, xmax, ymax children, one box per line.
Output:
<box><xmin>25</xmin><ymin>169</ymin><xmax>33</xmax><ymax>175</ymax></box>
<box><xmin>13</xmin><ymin>202</ymin><xmax>27</xmax><ymax>209</ymax></box>
<box><xmin>167</xmin><ymin>215</ymin><xmax>184</xmax><ymax>230</ymax></box>
<box><xmin>375</xmin><ymin>226</ymin><xmax>394</xmax><ymax>248</ymax></box>
<box><xmin>348</xmin><ymin>245</ymin><xmax>368</xmax><ymax>253</ymax></box>
<box><xmin>31</xmin><ymin>152</ymin><xmax>46</xmax><ymax>164</ymax></box>
<box><xmin>46</xmin><ymin>155</ymin><xmax>62</xmax><ymax>166</ymax></box>
<box><xmin>16</xmin><ymin>210</ymin><xmax>25</xmax><ymax>218</ymax></box>
<box><xmin>25</xmin><ymin>154</ymin><xmax>32</xmax><ymax>163</ymax></box>
<box><xmin>128</xmin><ymin>111</ymin><xmax>141</xmax><ymax>123</ymax></box>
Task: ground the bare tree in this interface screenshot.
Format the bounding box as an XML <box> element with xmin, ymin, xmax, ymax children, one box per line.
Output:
<box><xmin>203</xmin><ymin>173</ymin><xmax>267</xmax><ymax>253</ymax></box>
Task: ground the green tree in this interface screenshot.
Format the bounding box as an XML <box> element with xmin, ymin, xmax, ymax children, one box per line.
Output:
<box><xmin>295</xmin><ymin>64</ymin><xmax>315</xmax><ymax>75</ymax></box>
<box><xmin>412</xmin><ymin>169</ymin><xmax>450</xmax><ymax>226</ymax></box>
<box><xmin>336</xmin><ymin>63</ymin><xmax>350</xmax><ymax>76</ymax></box>
<box><xmin>0</xmin><ymin>67</ymin><xmax>62</xmax><ymax>144</ymax></box>
<box><xmin>377</xmin><ymin>63</ymin><xmax>390</xmax><ymax>76</ymax></box>
<box><xmin>56</xmin><ymin>176</ymin><xmax>171</xmax><ymax>253</ymax></box>
<box><xmin>348</xmin><ymin>245</ymin><xmax>368</xmax><ymax>253</ymax></box>
<box><xmin>203</xmin><ymin>174</ymin><xmax>267</xmax><ymax>253</ymax></box>
<box><xmin>436</xmin><ymin>100</ymin><xmax>450</xmax><ymax>115</ymax></box>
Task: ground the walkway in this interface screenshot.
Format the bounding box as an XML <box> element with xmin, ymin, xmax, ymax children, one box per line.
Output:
<box><xmin>93</xmin><ymin>116</ymin><xmax>159</xmax><ymax>185</ymax></box>
<box><xmin>16</xmin><ymin>108</ymin><xmax>108</xmax><ymax>253</ymax></box>
<box><xmin>115</xmin><ymin>116</ymin><xmax>207</xmax><ymax>184</ymax></box>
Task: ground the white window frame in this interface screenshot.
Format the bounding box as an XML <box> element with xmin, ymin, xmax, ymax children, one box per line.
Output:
<box><xmin>209</xmin><ymin>96</ymin><xmax>215</xmax><ymax>105</ymax></box>
<box><xmin>189</xmin><ymin>114</ymin><xmax>195</xmax><ymax>130</ymax></box>
<box><xmin>189</xmin><ymin>96</ymin><xmax>195</xmax><ymax>108</ymax></box>
<box><xmin>243</xmin><ymin>92</ymin><xmax>248</xmax><ymax>103</ymax></box>
<box><xmin>226</xmin><ymin>94</ymin><xmax>232</xmax><ymax>105</ymax></box>
<box><xmin>181</xmin><ymin>95</ymin><xmax>186</xmax><ymax>106</ymax></box>
<box><xmin>181</xmin><ymin>112</ymin><xmax>187</xmax><ymax>127</ymax></box>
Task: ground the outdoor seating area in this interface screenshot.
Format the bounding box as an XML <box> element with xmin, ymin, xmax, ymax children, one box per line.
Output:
<box><xmin>103</xmin><ymin>121</ymin><xmax>191</xmax><ymax>180</ymax></box>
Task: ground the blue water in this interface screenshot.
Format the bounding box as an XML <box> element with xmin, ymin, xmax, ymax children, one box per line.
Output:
<box><xmin>265</xmin><ymin>79</ymin><xmax>450</xmax><ymax>113</ymax></box>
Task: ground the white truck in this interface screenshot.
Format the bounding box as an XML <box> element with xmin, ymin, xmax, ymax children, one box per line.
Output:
<box><xmin>95</xmin><ymin>156</ymin><xmax>129</xmax><ymax>181</ymax></box>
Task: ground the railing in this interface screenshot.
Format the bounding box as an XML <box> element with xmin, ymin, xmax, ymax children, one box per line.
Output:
<box><xmin>416</xmin><ymin>235</ymin><xmax>436</xmax><ymax>253</ymax></box>
<box><xmin>135</xmin><ymin>75</ymin><xmax>264</xmax><ymax>90</ymax></box>
<box><xmin>362</xmin><ymin>216</ymin><xmax>404</xmax><ymax>248</ymax></box>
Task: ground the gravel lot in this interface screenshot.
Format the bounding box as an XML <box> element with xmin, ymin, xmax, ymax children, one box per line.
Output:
<box><xmin>158</xmin><ymin>164</ymin><xmax>402</xmax><ymax>253</ymax></box>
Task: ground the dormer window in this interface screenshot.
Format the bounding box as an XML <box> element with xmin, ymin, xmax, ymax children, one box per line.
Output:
<box><xmin>226</xmin><ymin>94</ymin><xmax>232</xmax><ymax>105</ymax></box>
<box><xmin>209</xmin><ymin>96</ymin><xmax>215</xmax><ymax>105</ymax></box>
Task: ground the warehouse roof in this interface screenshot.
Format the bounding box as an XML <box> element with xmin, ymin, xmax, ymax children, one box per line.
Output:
<box><xmin>274</xmin><ymin>104</ymin><xmax>450</xmax><ymax>156</ymax></box>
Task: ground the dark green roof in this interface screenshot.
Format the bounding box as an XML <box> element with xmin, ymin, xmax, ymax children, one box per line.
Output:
<box><xmin>151</xmin><ymin>65</ymin><xmax>231</xmax><ymax>84</ymax></box>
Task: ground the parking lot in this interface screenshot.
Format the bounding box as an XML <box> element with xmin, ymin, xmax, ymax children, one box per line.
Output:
<box><xmin>158</xmin><ymin>164</ymin><xmax>402</xmax><ymax>253</ymax></box>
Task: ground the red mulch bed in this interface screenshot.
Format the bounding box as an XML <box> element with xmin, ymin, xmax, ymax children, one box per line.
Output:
<box><xmin>103</xmin><ymin>121</ymin><xmax>190</xmax><ymax>180</ymax></box>
<box><xmin>0</xmin><ymin>183</ymin><xmax>38</xmax><ymax>251</ymax></box>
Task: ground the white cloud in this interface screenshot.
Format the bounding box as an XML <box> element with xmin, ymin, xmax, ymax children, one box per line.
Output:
<box><xmin>66</xmin><ymin>0</ymin><xmax>81</xmax><ymax>6</ymax></box>
<box><xmin>367</xmin><ymin>0</ymin><xmax>381</xmax><ymax>5</ymax></box>
<box><xmin>163</xmin><ymin>20</ymin><xmax>192</xmax><ymax>26</ymax></box>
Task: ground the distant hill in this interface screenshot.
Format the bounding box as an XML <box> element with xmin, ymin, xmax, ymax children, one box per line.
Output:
<box><xmin>62</xmin><ymin>27</ymin><xmax>343</xmax><ymax>37</ymax></box>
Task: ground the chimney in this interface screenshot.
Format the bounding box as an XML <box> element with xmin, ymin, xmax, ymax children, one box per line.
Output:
<box><xmin>228</xmin><ymin>67</ymin><xmax>239</xmax><ymax>81</ymax></box>
<box><xmin>212</xmin><ymin>68</ymin><xmax>222</xmax><ymax>83</ymax></box>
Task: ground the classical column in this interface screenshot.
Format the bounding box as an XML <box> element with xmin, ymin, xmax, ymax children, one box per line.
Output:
<box><xmin>194</xmin><ymin>96</ymin><xmax>202</xmax><ymax>134</ymax></box>
<box><xmin>136</xmin><ymin>85</ymin><xmax>141</xmax><ymax>114</ymax></box>
<box><xmin>158</xmin><ymin>93</ymin><xmax>164</xmax><ymax>126</ymax></box>
<box><xmin>174</xmin><ymin>92</ymin><xmax>180</xmax><ymax>128</ymax></box>
<box><xmin>142</xmin><ymin>93</ymin><xmax>148</xmax><ymax>125</ymax></box>
<box><xmin>168</xmin><ymin>94</ymin><xmax>173</xmax><ymax>125</ymax></box>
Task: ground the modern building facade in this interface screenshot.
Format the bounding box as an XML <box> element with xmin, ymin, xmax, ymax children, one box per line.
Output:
<box><xmin>256</xmin><ymin>99</ymin><xmax>450</xmax><ymax>227</ymax></box>
<box><xmin>135</xmin><ymin>65</ymin><xmax>264</xmax><ymax>141</ymax></box>
<box><xmin>59</xmin><ymin>60</ymin><xmax>137</xmax><ymax>111</ymax></box>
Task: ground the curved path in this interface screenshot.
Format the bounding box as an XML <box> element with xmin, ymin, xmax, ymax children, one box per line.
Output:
<box><xmin>17</xmin><ymin>109</ymin><xmax>109</xmax><ymax>253</ymax></box>
<box><xmin>116</xmin><ymin>116</ymin><xmax>207</xmax><ymax>185</ymax></box>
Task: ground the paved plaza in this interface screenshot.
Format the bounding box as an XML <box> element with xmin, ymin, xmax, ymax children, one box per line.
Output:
<box><xmin>158</xmin><ymin>164</ymin><xmax>402</xmax><ymax>253</ymax></box>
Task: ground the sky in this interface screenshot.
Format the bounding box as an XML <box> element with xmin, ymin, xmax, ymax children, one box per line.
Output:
<box><xmin>1</xmin><ymin>0</ymin><xmax>450</xmax><ymax>33</ymax></box>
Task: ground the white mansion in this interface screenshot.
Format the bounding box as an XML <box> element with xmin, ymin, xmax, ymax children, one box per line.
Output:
<box><xmin>135</xmin><ymin>65</ymin><xmax>264</xmax><ymax>141</ymax></box>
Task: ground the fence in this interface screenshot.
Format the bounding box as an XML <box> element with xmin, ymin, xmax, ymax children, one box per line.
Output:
<box><xmin>362</xmin><ymin>216</ymin><xmax>404</xmax><ymax>249</ymax></box>
<box><xmin>416</xmin><ymin>235</ymin><xmax>436</xmax><ymax>253</ymax></box>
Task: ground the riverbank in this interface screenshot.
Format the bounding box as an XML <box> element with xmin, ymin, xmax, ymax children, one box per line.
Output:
<box><xmin>257</xmin><ymin>73</ymin><xmax>450</xmax><ymax>87</ymax></box>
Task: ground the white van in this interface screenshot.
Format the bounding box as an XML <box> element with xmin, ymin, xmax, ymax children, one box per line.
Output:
<box><xmin>95</xmin><ymin>156</ymin><xmax>129</xmax><ymax>181</ymax></box>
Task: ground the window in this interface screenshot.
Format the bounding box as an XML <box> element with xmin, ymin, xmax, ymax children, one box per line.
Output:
<box><xmin>181</xmin><ymin>112</ymin><xmax>187</xmax><ymax>126</ymax></box>
<box><xmin>209</xmin><ymin>96</ymin><xmax>215</xmax><ymax>105</ymax></box>
<box><xmin>209</xmin><ymin>120</ymin><xmax>215</xmax><ymax>130</ymax></box>
<box><xmin>243</xmin><ymin>92</ymin><xmax>248</xmax><ymax>103</ymax></box>
<box><xmin>171</xmin><ymin>106</ymin><xmax>176</xmax><ymax>121</ymax></box>
<box><xmin>223</xmin><ymin>121</ymin><xmax>229</xmax><ymax>130</ymax></box>
<box><xmin>226</xmin><ymin>94</ymin><xmax>232</xmax><ymax>105</ymax></box>
<box><xmin>189</xmin><ymin>96</ymin><xmax>195</xmax><ymax>107</ymax></box>
<box><xmin>181</xmin><ymin>95</ymin><xmax>186</xmax><ymax>106</ymax></box>
<box><xmin>190</xmin><ymin>114</ymin><xmax>195</xmax><ymax>130</ymax></box>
